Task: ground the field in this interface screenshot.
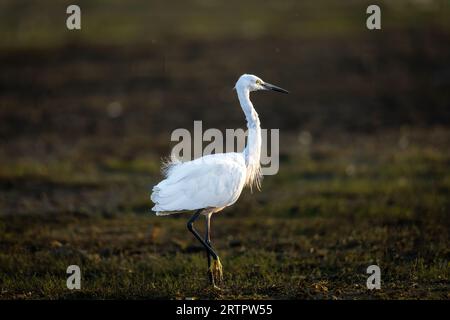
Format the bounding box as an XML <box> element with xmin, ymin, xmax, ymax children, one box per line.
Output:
<box><xmin>0</xmin><ymin>1</ymin><xmax>449</xmax><ymax>299</ymax></box>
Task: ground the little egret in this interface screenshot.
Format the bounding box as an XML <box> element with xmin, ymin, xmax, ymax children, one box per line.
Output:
<box><xmin>151</xmin><ymin>74</ymin><xmax>288</xmax><ymax>287</ymax></box>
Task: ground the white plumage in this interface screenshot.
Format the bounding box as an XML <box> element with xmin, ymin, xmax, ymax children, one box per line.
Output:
<box><xmin>151</xmin><ymin>74</ymin><xmax>287</xmax><ymax>215</ymax></box>
<box><xmin>151</xmin><ymin>152</ymin><xmax>247</xmax><ymax>214</ymax></box>
<box><xmin>149</xmin><ymin>74</ymin><xmax>288</xmax><ymax>286</ymax></box>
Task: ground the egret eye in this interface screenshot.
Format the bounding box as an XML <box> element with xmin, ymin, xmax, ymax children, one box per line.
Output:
<box><xmin>255</xmin><ymin>79</ymin><xmax>262</xmax><ymax>85</ymax></box>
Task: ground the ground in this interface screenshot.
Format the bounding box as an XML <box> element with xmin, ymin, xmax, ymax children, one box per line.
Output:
<box><xmin>0</xmin><ymin>1</ymin><xmax>449</xmax><ymax>299</ymax></box>
<box><xmin>1</xmin><ymin>128</ymin><xmax>448</xmax><ymax>299</ymax></box>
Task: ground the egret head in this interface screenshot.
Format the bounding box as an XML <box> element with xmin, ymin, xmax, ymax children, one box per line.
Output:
<box><xmin>235</xmin><ymin>74</ymin><xmax>289</xmax><ymax>94</ymax></box>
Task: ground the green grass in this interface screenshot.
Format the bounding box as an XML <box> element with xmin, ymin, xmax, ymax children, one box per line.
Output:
<box><xmin>0</xmin><ymin>0</ymin><xmax>449</xmax><ymax>298</ymax></box>
<box><xmin>0</xmin><ymin>129</ymin><xmax>448</xmax><ymax>299</ymax></box>
<box><xmin>1</xmin><ymin>0</ymin><xmax>449</xmax><ymax>49</ymax></box>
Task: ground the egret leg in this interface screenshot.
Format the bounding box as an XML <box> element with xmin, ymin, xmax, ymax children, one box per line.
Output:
<box><xmin>205</xmin><ymin>213</ymin><xmax>215</xmax><ymax>285</ymax></box>
<box><xmin>187</xmin><ymin>210</ymin><xmax>223</xmax><ymax>285</ymax></box>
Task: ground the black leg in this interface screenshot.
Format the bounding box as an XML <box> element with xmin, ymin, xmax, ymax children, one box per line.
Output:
<box><xmin>205</xmin><ymin>214</ymin><xmax>213</xmax><ymax>284</ymax></box>
<box><xmin>187</xmin><ymin>210</ymin><xmax>218</xmax><ymax>260</ymax></box>
<box><xmin>187</xmin><ymin>210</ymin><xmax>223</xmax><ymax>286</ymax></box>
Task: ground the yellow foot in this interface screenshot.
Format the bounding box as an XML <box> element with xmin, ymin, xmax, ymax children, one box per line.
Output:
<box><xmin>209</xmin><ymin>257</ymin><xmax>223</xmax><ymax>284</ymax></box>
<box><xmin>212</xmin><ymin>284</ymin><xmax>222</xmax><ymax>291</ymax></box>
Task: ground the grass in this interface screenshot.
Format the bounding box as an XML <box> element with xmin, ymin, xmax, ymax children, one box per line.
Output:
<box><xmin>0</xmin><ymin>128</ymin><xmax>448</xmax><ymax>299</ymax></box>
<box><xmin>1</xmin><ymin>0</ymin><xmax>449</xmax><ymax>49</ymax></box>
<box><xmin>0</xmin><ymin>0</ymin><xmax>449</xmax><ymax>300</ymax></box>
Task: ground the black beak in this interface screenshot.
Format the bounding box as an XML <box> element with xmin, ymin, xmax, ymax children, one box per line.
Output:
<box><xmin>262</xmin><ymin>82</ymin><xmax>289</xmax><ymax>94</ymax></box>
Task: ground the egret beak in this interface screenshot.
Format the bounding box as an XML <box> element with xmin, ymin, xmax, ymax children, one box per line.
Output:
<box><xmin>262</xmin><ymin>82</ymin><xmax>289</xmax><ymax>94</ymax></box>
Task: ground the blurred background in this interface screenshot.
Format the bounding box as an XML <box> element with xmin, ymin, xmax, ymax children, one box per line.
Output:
<box><xmin>0</xmin><ymin>0</ymin><xmax>449</xmax><ymax>299</ymax></box>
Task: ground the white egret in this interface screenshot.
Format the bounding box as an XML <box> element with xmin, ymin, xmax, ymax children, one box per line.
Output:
<box><xmin>151</xmin><ymin>74</ymin><xmax>288</xmax><ymax>287</ymax></box>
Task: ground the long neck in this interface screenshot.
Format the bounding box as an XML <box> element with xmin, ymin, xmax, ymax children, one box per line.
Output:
<box><xmin>237</xmin><ymin>87</ymin><xmax>262</xmax><ymax>190</ymax></box>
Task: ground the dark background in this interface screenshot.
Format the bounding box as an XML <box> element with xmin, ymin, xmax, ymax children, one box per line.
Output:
<box><xmin>0</xmin><ymin>0</ymin><xmax>449</xmax><ymax>299</ymax></box>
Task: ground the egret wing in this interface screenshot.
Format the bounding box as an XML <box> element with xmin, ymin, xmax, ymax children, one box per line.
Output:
<box><xmin>151</xmin><ymin>153</ymin><xmax>247</xmax><ymax>213</ymax></box>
